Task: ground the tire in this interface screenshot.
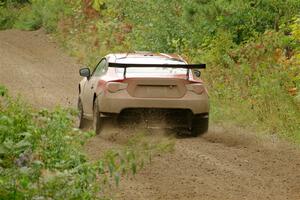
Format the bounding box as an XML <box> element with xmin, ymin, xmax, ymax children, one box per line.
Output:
<box><xmin>93</xmin><ymin>97</ymin><xmax>103</xmax><ymax>134</ymax></box>
<box><xmin>191</xmin><ymin>114</ymin><xmax>209</xmax><ymax>137</ymax></box>
<box><xmin>77</xmin><ymin>98</ymin><xmax>88</xmax><ymax>129</ymax></box>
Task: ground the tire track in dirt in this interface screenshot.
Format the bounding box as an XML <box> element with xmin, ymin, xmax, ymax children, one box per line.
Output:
<box><xmin>1</xmin><ymin>30</ymin><xmax>299</xmax><ymax>200</ymax></box>
<box><xmin>116</xmin><ymin>126</ymin><xmax>300</xmax><ymax>200</ymax></box>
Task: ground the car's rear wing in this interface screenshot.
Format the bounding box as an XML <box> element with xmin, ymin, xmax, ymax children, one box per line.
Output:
<box><xmin>108</xmin><ymin>62</ymin><xmax>206</xmax><ymax>79</ymax></box>
<box><xmin>108</xmin><ymin>62</ymin><xmax>206</xmax><ymax>69</ymax></box>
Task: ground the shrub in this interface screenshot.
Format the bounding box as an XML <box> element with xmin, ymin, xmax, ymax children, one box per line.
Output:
<box><xmin>205</xmin><ymin>31</ymin><xmax>300</xmax><ymax>141</ymax></box>
<box><xmin>0</xmin><ymin>88</ymin><xmax>98</xmax><ymax>199</ymax></box>
<box><xmin>0</xmin><ymin>7</ymin><xmax>19</xmax><ymax>30</ymax></box>
<box><xmin>13</xmin><ymin>5</ymin><xmax>42</xmax><ymax>30</ymax></box>
<box><xmin>1</xmin><ymin>0</ymin><xmax>71</xmax><ymax>32</ymax></box>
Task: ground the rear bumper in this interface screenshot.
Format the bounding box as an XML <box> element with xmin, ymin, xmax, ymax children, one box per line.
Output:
<box><xmin>97</xmin><ymin>90</ymin><xmax>209</xmax><ymax>114</ymax></box>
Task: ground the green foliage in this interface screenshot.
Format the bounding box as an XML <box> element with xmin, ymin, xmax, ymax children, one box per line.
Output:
<box><xmin>31</xmin><ymin>0</ymin><xmax>71</xmax><ymax>32</ymax></box>
<box><xmin>0</xmin><ymin>0</ymin><xmax>29</xmax><ymax>5</ymax></box>
<box><xmin>0</xmin><ymin>88</ymin><xmax>97</xmax><ymax>199</ymax></box>
<box><xmin>92</xmin><ymin>0</ymin><xmax>105</xmax><ymax>12</ymax></box>
<box><xmin>105</xmin><ymin>0</ymin><xmax>300</xmax><ymax>52</ymax></box>
<box><xmin>0</xmin><ymin>7</ymin><xmax>19</xmax><ymax>30</ymax></box>
<box><xmin>207</xmin><ymin>31</ymin><xmax>300</xmax><ymax>141</ymax></box>
<box><xmin>0</xmin><ymin>85</ymin><xmax>8</xmax><ymax>96</ymax></box>
<box><xmin>290</xmin><ymin>17</ymin><xmax>300</xmax><ymax>106</ymax></box>
<box><xmin>0</xmin><ymin>0</ymin><xmax>71</xmax><ymax>32</ymax></box>
<box><xmin>13</xmin><ymin>5</ymin><xmax>42</xmax><ymax>30</ymax></box>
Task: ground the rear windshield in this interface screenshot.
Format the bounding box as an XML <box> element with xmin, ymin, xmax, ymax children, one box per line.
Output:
<box><xmin>115</xmin><ymin>67</ymin><xmax>187</xmax><ymax>77</ymax></box>
<box><xmin>112</xmin><ymin>57</ymin><xmax>188</xmax><ymax>77</ymax></box>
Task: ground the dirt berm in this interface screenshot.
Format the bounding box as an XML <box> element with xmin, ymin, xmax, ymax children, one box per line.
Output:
<box><xmin>0</xmin><ymin>29</ymin><xmax>299</xmax><ymax>200</ymax></box>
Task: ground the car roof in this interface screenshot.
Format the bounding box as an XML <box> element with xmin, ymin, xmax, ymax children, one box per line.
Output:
<box><xmin>106</xmin><ymin>52</ymin><xmax>187</xmax><ymax>64</ymax></box>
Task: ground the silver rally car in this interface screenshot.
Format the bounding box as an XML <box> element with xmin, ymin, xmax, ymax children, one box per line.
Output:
<box><xmin>77</xmin><ymin>52</ymin><xmax>209</xmax><ymax>136</ymax></box>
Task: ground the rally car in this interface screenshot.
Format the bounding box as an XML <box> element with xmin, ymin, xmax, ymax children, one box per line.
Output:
<box><xmin>77</xmin><ymin>52</ymin><xmax>209</xmax><ymax>136</ymax></box>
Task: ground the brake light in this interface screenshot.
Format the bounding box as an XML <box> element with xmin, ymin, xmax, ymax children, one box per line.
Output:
<box><xmin>186</xmin><ymin>83</ymin><xmax>206</xmax><ymax>95</ymax></box>
<box><xmin>106</xmin><ymin>82</ymin><xmax>128</xmax><ymax>93</ymax></box>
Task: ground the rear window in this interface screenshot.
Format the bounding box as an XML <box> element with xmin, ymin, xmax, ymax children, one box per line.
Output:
<box><xmin>115</xmin><ymin>67</ymin><xmax>187</xmax><ymax>77</ymax></box>
<box><xmin>112</xmin><ymin>57</ymin><xmax>188</xmax><ymax>77</ymax></box>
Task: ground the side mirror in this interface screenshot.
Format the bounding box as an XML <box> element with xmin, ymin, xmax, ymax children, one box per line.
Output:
<box><xmin>194</xmin><ymin>70</ymin><xmax>201</xmax><ymax>78</ymax></box>
<box><xmin>79</xmin><ymin>67</ymin><xmax>90</xmax><ymax>78</ymax></box>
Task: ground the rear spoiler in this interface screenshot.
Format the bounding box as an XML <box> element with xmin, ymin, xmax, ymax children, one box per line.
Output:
<box><xmin>108</xmin><ymin>62</ymin><xmax>206</xmax><ymax>69</ymax></box>
<box><xmin>108</xmin><ymin>62</ymin><xmax>206</xmax><ymax>79</ymax></box>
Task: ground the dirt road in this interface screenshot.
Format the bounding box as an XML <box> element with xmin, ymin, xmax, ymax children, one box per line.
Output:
<box><xmin>0</xmin><ymin>29</ymin><xmax>80</xmax><ymax>108</ymax></box>
<box><xmin>1</xmin><ymin>30</ymin><xmax>299</xmax><ymax>200</ymax></box>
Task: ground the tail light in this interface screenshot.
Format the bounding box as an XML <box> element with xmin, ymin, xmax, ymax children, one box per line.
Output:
<box><xmin>186</xmin><ymin>83</ymin><xmax>206</xmax><ymax>95</ymax></box>
<box><xmin>106</xmin><ymin>82</ymin><xmax>128</xmax><ymax>93</ymax></box>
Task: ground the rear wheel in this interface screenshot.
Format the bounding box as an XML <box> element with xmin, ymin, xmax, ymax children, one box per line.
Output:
<box><xmin>93</xmin><ymin>97</ymin><xmax>103</xmax><ymax>134</ymax></box>
<box><xmin>191</xmin><ymin>114</ymin><xmax>209</xmax><ymax>137</ymax></box>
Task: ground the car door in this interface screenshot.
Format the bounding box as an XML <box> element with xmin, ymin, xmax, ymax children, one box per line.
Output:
<box><xmin>82</xmin><ymin>58</ymin><xmax>108</xmax><ymax>116</ymax></box>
